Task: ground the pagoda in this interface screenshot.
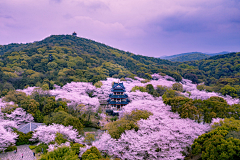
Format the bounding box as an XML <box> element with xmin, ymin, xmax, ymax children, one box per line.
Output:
<box><xmin>72</xmin><ymin>31</ymin><xmax>77</xmax><ymax>36</ymax></box>
<box><xmin>107</xmin><ymin>82</ymin><xmax>130</xmax><ymax>114</ymax></box>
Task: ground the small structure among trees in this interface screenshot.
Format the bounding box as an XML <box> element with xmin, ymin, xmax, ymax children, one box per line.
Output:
<box><xmin>17</xmin><ymin>122</ymin><xmax>44</xmax><ymax>134</ymax></box>
<box><xmin>107</xmin><ymin>82</ymin><xmax>130</xmax><ymax>116</ymax></box>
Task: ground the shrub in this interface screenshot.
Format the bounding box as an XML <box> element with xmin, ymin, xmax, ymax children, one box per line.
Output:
<box><xmin>35</xmin><ymin>143</ymin><xmax>49</xmax><ymax>154</ymax></box>
<box><xmin>131</xmin><ymin>86</ymin><xmax>147</xmax><ymax>92</ymax></box>
<box><xmin>197</xmin><ymin>84</ymin><xmax>205</xmax><ymax>91</ymax></box>
<box><xmin>110</xmin><ymin>116</ymin><xmax>118</xmax><ymax>122</ymax></box>
<box><xmin>141</xmin><ymin>79</ymin><xmax>150</xmax><ymax>83</ymax></box>
<box><xmin>82</xmin><ymin>146</ymin><xmax>102</xmax><ymax>160</ymax></box>
<box><xmin>162</xmin><ymin>89</ymin><xmax>179</xmax><ymax>100</ymax></box>
<box><xmin>106</xmin><ymin>110</ymin><xmax>153</xmax><ymax>139</ymax></box>
<box><xmin>29</xmin><ymin>145</ymin><xmax>37</xmax><ymax>150</ymax></box>
<box><xmin>5</xmin><ymin>146</ymin><xmax>17</xmax><ymax>152</ymax></box>
<box><xmin>55</xmin><ymin>132</ymin><xmax>67</xmax><ymax>145</ymax></box>
<box><xmin>94</xmin><ymin>81</ymin><xmax>103</xmax><ymax>88</ymax></box>
<box><xmin>225</xmin><ymin>130</ymin><xmax>240</xmax><ymax>140</ymax></box>
<box><xmin>71</xmin><ymin>143</ymin><xmax>84</xmax><ymax>154</ymax></box>
<box><xmin>84</xmin><ymin>133</ymin><xmax>95</xmax><ymax>145</ymax></box>
<box><xmin>120</xmin><ymin>78</ymin><xmax>126</xmax><ymax>81</ymax></box>
<box><xmin>14</xmin><ymin>131</ymin><xmax>35</xmax><ymax>146</ymax></box>
<box><xmin>156</xmin><ymin>85</ymin><xmax>168</xmax><ymax>96</ymax></box>
<box><xmin>40</xmin><ymin>146</ymin><xmax>78</xmax><ymax>160</ymax></box>
<box><xmin>159</xmin><ymin>72</ymin><xmax>166</xmax><ymax>76</ymax></box>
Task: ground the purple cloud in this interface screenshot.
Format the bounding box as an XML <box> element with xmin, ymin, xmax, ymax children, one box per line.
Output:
<box><xmin>0</xmin><ymin>0</ymin><xmax>239</xmax><ymax>57</ymax></box>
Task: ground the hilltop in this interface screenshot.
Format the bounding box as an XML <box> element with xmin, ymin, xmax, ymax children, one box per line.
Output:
<box><xmin>0</xmin><ymin>35</ymin><xmax>181</xmax><ymax>97</ymax></box>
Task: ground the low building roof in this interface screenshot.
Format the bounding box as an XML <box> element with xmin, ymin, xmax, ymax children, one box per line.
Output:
<box><xmin>17</xmin><ymin>122</ymin><xmax>44</xmax><ymax>134</ymax></box>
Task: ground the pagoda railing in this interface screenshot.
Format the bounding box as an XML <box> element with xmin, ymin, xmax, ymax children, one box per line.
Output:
<box><xmin>109</xmin><ymin>94</ymin><xmax>128</xmax><ymax>99</ymax></box>
<box><xmin>108</xmin><ymin>101</ymin><xmax>129</xmax><ymax>105</ymax></box>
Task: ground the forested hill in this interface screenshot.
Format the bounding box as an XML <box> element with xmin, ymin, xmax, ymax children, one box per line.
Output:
<box><xmin>1</xmin><ymin>34</ymin><xmax>240</xmax><ymax>98</ymax></box>
<box><xmin>180</xmin><ymin>52</ymin><xmax>240</xmax><ymax>97</ymax></box>
<box><xmin>169</xmin><ymin>52</ymin><xmax>211</xmax><ymax>62</ymax></box>
<box><xmin>160</xmin><ymin>52</ymin><xmax>231</xmax><ymax>62</ymax></box>
<box><xmin>0</xmin><ymin>35</ymin><xmax>181</xmax><ymax>97</ymax></box>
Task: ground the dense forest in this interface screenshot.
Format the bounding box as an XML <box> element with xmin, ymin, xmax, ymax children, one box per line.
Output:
<box><xmin>0</xmin><ymin>35</ymin><xmax>240</xmax><ymax>98</ymax></box>
<box><xmin>182</xmin><ymin>52</ymin><xmax>240</xmax><ymax>97</ymax></box>
<box><xmin>169</xmin><ymin>53</ymin><xmax>211</xmax><ymax>62</ymax></box>
<box><xmin>0</xmin><ymin>35</ymin><xmax>182</xmax><ymax>97</ymax></box>
<box><xmin>161</xmin><ymin>52</ymin><xmax>211</xmax><ymax>62</ymax></box>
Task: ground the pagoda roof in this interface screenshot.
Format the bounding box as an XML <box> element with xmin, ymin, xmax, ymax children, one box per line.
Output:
<box><xmin>112</xmin><ymin>82</ymin><xmax>125</xmax><ymax>90</ymax></box>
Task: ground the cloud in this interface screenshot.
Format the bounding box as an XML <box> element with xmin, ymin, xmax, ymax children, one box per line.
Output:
<box><xmin>0</xmin><ymin>0</ymin><xmax>240</xmax><ymax>56</ymax></box>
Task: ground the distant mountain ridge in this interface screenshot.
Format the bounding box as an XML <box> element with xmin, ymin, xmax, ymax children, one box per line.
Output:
<box><xmin>160</xmin><ymin>51</ymin><xmax>231</xmax><ymax>62</ymax></box>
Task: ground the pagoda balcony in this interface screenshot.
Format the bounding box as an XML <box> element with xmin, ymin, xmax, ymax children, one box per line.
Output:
<box><xmin>111</xmin><ymin>89</ymin><xmax>126</xmax><ymax>92</ymax></box>
<box><xmin>108</xmin><ymin>101</ymin><xmax>129</xmax><ymax>105</ymax></box>
<box><xmin>109</xmin><ymin>94</ymin><xmax>128</xmax><ymax>99</ymax></box>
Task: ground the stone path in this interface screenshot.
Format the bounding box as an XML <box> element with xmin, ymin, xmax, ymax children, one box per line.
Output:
<box><xmin>0</xmin><ymin>145</ymin><xmax>37</xmax><ymax>160</ymax></box>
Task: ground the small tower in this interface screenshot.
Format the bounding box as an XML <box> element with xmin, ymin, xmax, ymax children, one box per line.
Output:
<box><xmin>48</xmin><ymin>54</ymin><xmax>53</xmax><ymax>62</ymax></box>
<box><xmin>107</xmin><ymin>82</ymin><xmax>130</xmax><ymax>115</ymax></box>
<box><xmin>72</xmin><ymin>32</ymin><xmax>77</xmax><ymax>36</ymax></box>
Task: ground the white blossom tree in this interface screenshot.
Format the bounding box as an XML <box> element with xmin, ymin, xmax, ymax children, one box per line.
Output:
<box><xmin>93</xmin><ymin>100</ymin><xmax>210</xmax><ymax>160</ymax></box>
<box><xmin>0</xmin><ymin>119</ymin><xmax>18</xmax><ymax>152</ymax></box>
<box><xmin>31</xmin><ymin>124</ymin><xmax>84</xmax><ymax>144</ymax></box>
<box><xmin>6</xmin><ymin>108</ymin><xmax>34</xmax><ymax>125</ymax></box>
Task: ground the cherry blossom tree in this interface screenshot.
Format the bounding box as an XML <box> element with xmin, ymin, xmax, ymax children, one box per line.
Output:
<box><xmin>93</xmin><ymin>100</ymin><xmax>210</xmax><ymax>159</ymax></box>
<box><xmin>47</xmin><ymin>141</ymin><xmax>71</xmax><ymax>152</ymax></box>
<box><xmin>31</xmin><ymin>124</ymin><xmax>84</xmax><ymax>144</ymax></box>
<box><xmin>5</xmin><ymin>108</ymin><xmax>34</xmax><ymax>125</ymax></box>
<box><xmin>0</xmin><ymin>119</ymin><xmax>18</xmax><ymax>152</ymax></box>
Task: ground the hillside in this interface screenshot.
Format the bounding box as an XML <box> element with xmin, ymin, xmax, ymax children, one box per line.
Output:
<box><xmin>160</xmin><ymin>52</ymin><xmax>202</xmax><ymax>60</ymax></box>
<box><xmin>179</xmin><ymin>52</ymin><xmax>240</xmax><ymax>96</ymax></box>
<box><xmin>161</xmin><ymin>51</ymin><xmax>230</xmax><ymax>62</ymax></box>
<box><xmin>0</xmin><ymin>34</ymin><xmax>240</xmax><ymax>98</ymax></box>
<box><xmin>169</xmin><ymin>52</ymin><xmax>210</xmax><ymax>62</ymax></box>
<box><xmin>0</xmin><ymin>35</ymin><xmax>182</xmax><ymax>97</ymax></box>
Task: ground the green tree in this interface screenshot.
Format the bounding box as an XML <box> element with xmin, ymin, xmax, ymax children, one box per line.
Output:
<box><xmin>106</xmin><ymin>110</ymin><xmax>152</xmax><ymax>139</ymax></box>
<box><xmin>82</xmin><ymin>146</ymin><xmax>102</xmax><ymax>160</ymax></box>
<box><xmin>42</xmin><ymin>97</ymin><xmax>57</xmax><ymax>115</ymax></box>
<box><xmin>3</xmin><ymin>90</ymin><xmax>28</xmax><ymax>104</ymax></box>
<box><xmin>146</xmin><ymin>84</ymin><xmax>154</xmax><ymax>95</ymax></box>
<box><xmin>40</xmin><ymin>146</ymin><xmax>78</xmax><ymax>160</ymax></box>
<box><xmin>64</xmin><ymin>116</ymin><xmax>83</xmax><ymax>134</ymax></box>
<box><xmin>47</xmin><ymin>62</ymin><xmax>58</xmax><ymax>70</ymax></box>
<box><xmin>14</xmin><ymin>131</ymin><xmax>35</xmax><ymax>145</ymax></box>
<box><xmin>44</xmin><ymin>111</ymin><xmax>69</xmax><ymax>125</ymax></box>
<box><xmin>220</xmin><ymin>85</ymin><xmax>237</xmax><ymax>97</ymax></box>
<box><xmin>71</xmin><ymin>143</ymin><xmax>84</xmax><ymax>154</ymax></box>
<box><xmin>172</xmin><ymin>83</ymin><xmax>183</xmax><ymax>92</ymax></box>
<box><xmin>162</xmin><ymin>89</ymin><xmax>179</xmax><ymax>100</ymax></box>
<box><xmin>94</xmin><ymin>81</ymin><xmax>103</xmax><ymax>88</ymax></box>
<box><xmin>55</xmin><ymin>132</ymin><xmax>67</xmax><ymax>145</ymax></box>
<box><xmin>156</xmin><ymin>85</ymin><xmax>168</xmax><ymax>96</ymax></box>
<box><xmin>84</xmin><ymin>133</ymin><xmax>95</xmax><ymax>145</ymax></box>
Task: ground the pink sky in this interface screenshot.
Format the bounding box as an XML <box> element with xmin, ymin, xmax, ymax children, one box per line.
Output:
<box><xmin>0</xmin><ymin>0</ymin><xmax>240</xmax><ymax>57</ymax></box>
